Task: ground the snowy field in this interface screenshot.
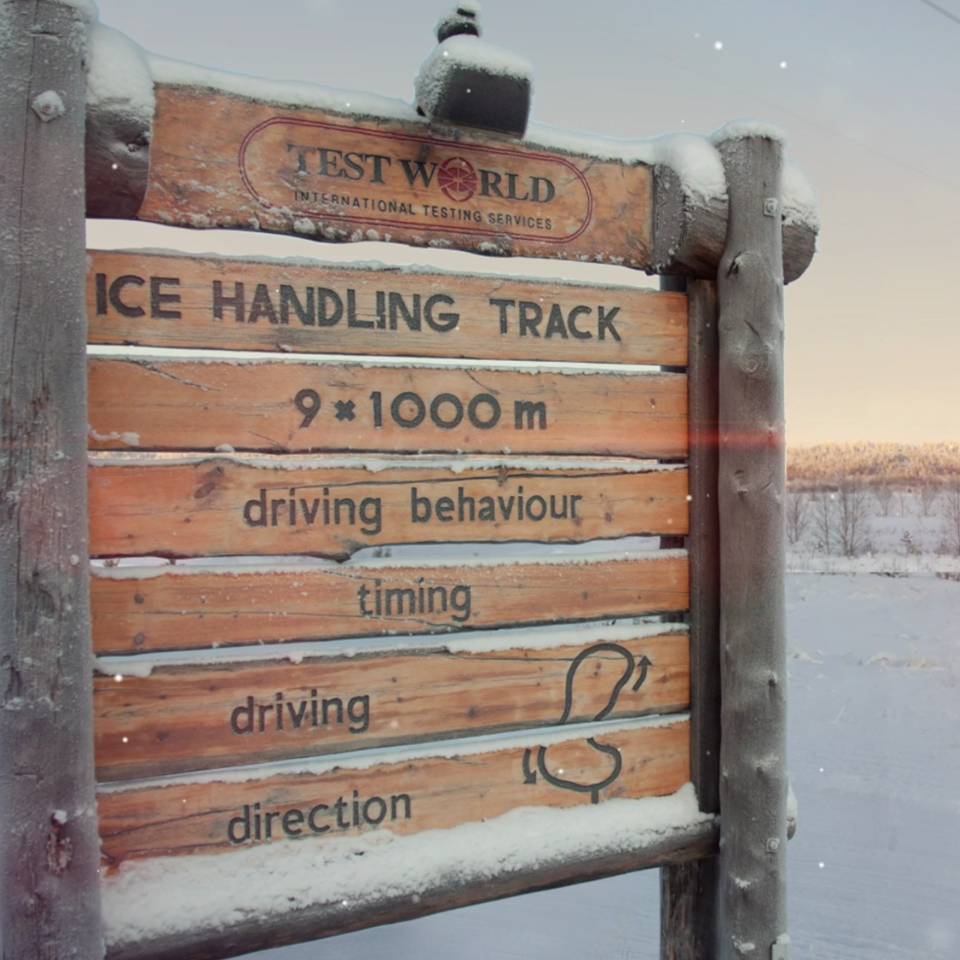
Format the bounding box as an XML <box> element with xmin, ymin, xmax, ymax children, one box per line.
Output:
<box><xmin>243</xmin><ymin>564</ymin><xmax>959</xmax><ymax>960</ymax></box>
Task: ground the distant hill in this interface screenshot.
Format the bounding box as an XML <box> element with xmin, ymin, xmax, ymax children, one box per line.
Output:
<box><xmin>787</xmin><ymin>442</ymin><xmax>960</xmax><ymax>488</ymax></box>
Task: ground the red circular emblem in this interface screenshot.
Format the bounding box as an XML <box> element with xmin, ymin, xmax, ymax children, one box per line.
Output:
<box><xmin>437</xmin><ymin>156</ymin><xmax>479</xmax><ymax>202</ymax></box>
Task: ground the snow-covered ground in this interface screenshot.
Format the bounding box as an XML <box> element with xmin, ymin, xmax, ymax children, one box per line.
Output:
<box><xmin>244</xmin><ymin>567</ymin><xmax>959</xmax><ymax>959</ymax></box>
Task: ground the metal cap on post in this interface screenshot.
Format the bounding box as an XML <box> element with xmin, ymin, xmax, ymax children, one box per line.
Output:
<box><xmin>415</xmin><ymin>3</ymin><xmax>532</xmax><ymax>137</ymax></box>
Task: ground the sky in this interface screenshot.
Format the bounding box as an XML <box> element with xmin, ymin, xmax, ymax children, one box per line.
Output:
<box><xmin>90</xmin><ymin>0</ymin><xmax>960</xmax><ymax>445</ymax></box>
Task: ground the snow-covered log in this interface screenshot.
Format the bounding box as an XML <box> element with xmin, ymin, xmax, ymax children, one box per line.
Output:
<box><xmin>716</xmin><ymin>127</ymin><xmax>789</xmax><ymax>958</ymax></box>
<box><xmin>0</xmin><ymin>1</ymin><xmax>103</xmax><ymax>956</ymax></box>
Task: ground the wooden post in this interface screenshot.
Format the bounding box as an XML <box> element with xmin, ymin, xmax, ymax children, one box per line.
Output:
<box><xmin>659</xmin><ymin>276</ymin><xmax>721</xmax><ymax>959</ymax></box>
<box><xmin>0</xmin><ymin>2</ymin><xmax>103</xmax><ymax>956</ymax></box>
<box><xmin>716</xmin><ymin>131</ymin><xmax>788</xmax><ymax>958</ymax></box>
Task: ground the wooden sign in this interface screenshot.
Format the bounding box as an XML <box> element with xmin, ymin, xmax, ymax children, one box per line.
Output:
<box><xmin>94</xmin><ymin>626</ymin><xmax>689</xmax><ymax>780</ymax></box>
<box><xmin>87</xmin><ymin>250</ymin><xmax>688</xmax><ymax>366</ymax></box>
<box><xmin>98</xmin><ymin>716</ymin><xmax>690</xmax><ymax>867</ymax></box>
<box><xmin>88</xmin><ymin>456</ymin><xmax>688</xmax><ymax>559</ymax></box>
<box><xmin>91</xmin><ymin>552</ymin><xmax>689</xmax><ymax>654</ymax></box>
<box><xmin>137</xmin><ymin>86</ymin><xmax>654</xmax><ymax>266</ymax></box>
<box><xmin>87</xmin><ymin>358</ymin><xmax>687</xmax><ymax>457</ymax></box>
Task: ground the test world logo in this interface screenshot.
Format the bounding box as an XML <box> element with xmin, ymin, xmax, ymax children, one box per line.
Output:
<box><xmin>437</xmin><ymin>157</ymin><xmax>478</xmax><ymax>202</ymax></box>
<box><xmin>238</xmin><ymin>115</ymin><xmax>594</xmax><ymax>243</ymax></box>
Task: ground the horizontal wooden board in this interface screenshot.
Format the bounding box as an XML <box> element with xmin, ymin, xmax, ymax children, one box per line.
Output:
<box><xmin>91</xmin><ymin>552</ymin><xmax>689</xmax><ymax>654</ymax></box>
<box><xmin>88</xmin><ymin>456</ymin><xmax>688</xmax><ymax>559</ymax></box>
<box><xmin>137</xmin><ymin>86</ymin><xmax>654</xmax><ymax>267</ymax></box>
<box><xmin>94</xmin><ymin>628</ymin><xmax>689</xmax><ymax>780</ymax></box>
<box><xmin>97</xmin><ymin>717</ymin><xmax>690</xmax><ymax>867</ymax></box>
<box><xmin>87</xmin><ymin>358</ymin><xmax>687</xmax><ymax>457</ymax></box>
<box><xmin>87</xmin><ymin>250</ymin><xmax>687</xmax><ymax>366</ymax></box>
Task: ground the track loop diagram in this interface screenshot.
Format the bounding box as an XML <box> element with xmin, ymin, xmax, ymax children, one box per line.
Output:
<box><xmin>522</xmin><ymin>642</ymin><xmax>652</xmax><ymax>803</ymax></box>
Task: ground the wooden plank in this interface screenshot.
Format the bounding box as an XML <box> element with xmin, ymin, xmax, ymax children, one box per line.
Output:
<box><xmin>86</xmin><ymin>250</ymin><xmax>688</xmax><ymax>366</ymax></box>
<box><xmin>97</xmin><ymin>717</ymin><xmax>690</xmax><ymax>867</ymax></box>
<box><xmin>87</xmin><ymin>358</ymin><xmax>687</xmax><ymax>458</ymax></box>
<box><xmin>94</xmin><ymin>628</ymin><xmax>690</xmax><ymax>780</ymax></box>
<box><xmin>136</xmin><ymin>86</ymin><xmax>654</xmax><ymax>267</ymax></box>
<box><xmin>0</xmin><ymin>3</ymin><xmax>104</xmax><ymax>956</ymax></box>
<box><xmin>88</xmin><ymin>455</ymin><xmax>688</xmax><ymax>559</ymax></box>
<box><xmin>91</xmin><ymin>552</ymin><xmax>689</xmax><ymax>654</ymax></box>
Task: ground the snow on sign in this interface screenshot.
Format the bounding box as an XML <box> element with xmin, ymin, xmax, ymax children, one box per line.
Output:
<box><xmin>136</xmin><ymin>85</ymin><xmax>654</xmax><ymax>265</ymax></box>
<box><xmin>86</xmin><ymin>250</ymin><xmax>688</xmax><ymax>365</ymax></box>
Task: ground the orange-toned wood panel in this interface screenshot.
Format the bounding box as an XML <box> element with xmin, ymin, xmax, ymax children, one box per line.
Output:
<box><xmin>88</xmin><ymin>456</ymin><xmax>688</xmax><ymax>559</ymax></box>
<box><xmin>87</xmin><ymin>250</ymin><xmax>687</xmax><ymax>366</ymax></box>
<box><xmin>95</xmin><ymin>630</ymin><xmax>689</xmax><ymax>780</ymax></box>
<box><xmin>97</xmin><ymin>718</ymin><xmax>690</xmax><ymax>867</ymax></box>
<box><xmin>137</xmin><ymin>87</ymin><xmax>654</xmax><ymax>267</ymax></box>
<box><xmin>91</xmin><ymin>553</ymin><xmax>689</xmax><ymax>654</ymax></box>
<box><xmin>87</xmin><ymin>358</ymin><xmax>687</xmax><ymax>458</ymax></box>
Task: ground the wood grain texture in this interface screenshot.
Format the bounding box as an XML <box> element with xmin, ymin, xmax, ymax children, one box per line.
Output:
<box><xmin>95</xmin><ymin>631</ymin><xmax>690</xmax><ymax>780</ymax></box>
<box><xmin>91</xmin><ymin>552</ymin><xmax>690</xmax><ymax>654</ymax></box>
<box><xmin>87</xmin><ymin>357</ymin><xmax>687</xmax><ymax>457</ymax></box>
<box><xmin>97</xmin><ymin>718</ymin><xmax>690</xmax><ymax>867</ymax></box>
<box><xmin>0</xmin><ymin>3</ymin><xmax>104</xmax><ymax>956</ymax></box>
<box><xmin>86</xmin><ymin>249</ymin><xmax>687</xmax><ymax>366</ymax></box>
<box><xmin>136</xmin><ymin>86</ymin><xmax>654</xmax><ymax>267</ymax></box>
<box><xmin>88</xmin><ymin>455</ymin><xmax>688</xmax><ymax>559</ymax></box>
<box><xmin>660</xmin><ymin>857</ymin><xmax>719</xmax><ymax>959</ymax></box>
<box><xmin>716</xmin><ymin>135</ymin><xmax>788</xmax><ymax>958</ymax></box>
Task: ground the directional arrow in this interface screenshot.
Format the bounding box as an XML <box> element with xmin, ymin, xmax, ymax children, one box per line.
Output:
<box><xmin>632</xmin><ymin>655</ymin><xmax>653</xmax><ymax>691</ymax></box>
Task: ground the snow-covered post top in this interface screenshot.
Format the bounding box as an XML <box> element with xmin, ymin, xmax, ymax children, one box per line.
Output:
<box><xmin>414</xmin><ymin>3</ymin><xmax>533</xmax><ymax>137</ymax></box>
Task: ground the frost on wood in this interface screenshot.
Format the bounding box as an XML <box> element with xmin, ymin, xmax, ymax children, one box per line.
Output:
<box><xmin>414</xmin><ymin>34</ymin><xmax>533</xmax><ymax>118</ymax></box>
<box><xmin>85</xmin><ymin>23</ymin><xmax>154</xmax><ymax>218</ymax></box>
<box><xmin>32</xmin><ymin>90</ymin><xmax>66</xmax><ymax>121</ymax></box>
<box><xmin>716</xmin><ymin>132</ymin><xmax>789</xmax><ymax>958</ymax></box>
<box><xmin>782</xmin><ymin>161</ymin><xmax>820</xmax><ymax>231</ymax></box>
<box><xmin>101</xmin><ymin>782</ymin><xmax>711</xmax><ymax>951</ymax></box>
<box><xmin>1</xmin><ymin>0</ymin><xmax>102</xmax><ymax>955</ymax></box>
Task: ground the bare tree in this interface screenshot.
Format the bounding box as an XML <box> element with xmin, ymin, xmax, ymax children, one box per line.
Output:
<box><xmin>835</xmin><ymin>480</ymin><xmax>870</xmax><ymax>557</ymax></box>
<box><xmin>919</xmin><ymin>483</ymin><xmax>940</xmax><ymax>518</ymax></box>
<box><xmin>786</xmin><ymin>490</ymin><xmax>810</xmax><ymax>546</ymax></box>
<box><xmin>814</xmin><ymin>490</ymin><xmax>834</xmax><ymax>554</ymax></box>
<box><xmin>940</xmin><ymin>480</ymin><xmax>960</xmax><ymax>556</ymax></box>
<box><xmin>874</xmin><ymin>485</ymin><xmax>894</xmax><ymax>517</ymax></box>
